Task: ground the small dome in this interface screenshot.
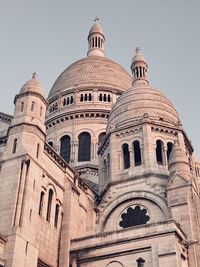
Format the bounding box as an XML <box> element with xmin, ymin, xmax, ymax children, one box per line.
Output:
<box><xmin>131</xmin><ymin>47</ymin><xmax>147</xmax><ymax>65</ymax></box>
<box><xmin>48</xmin><ymin>57</ymin><xmax>133</xmax><ymax>97</ymax></box>
<box><xmin>20</xmin><ymin>73</ymin><xmax>45</xmax><ymax>97</ymax></box>
<box><xmin>89</xmin><ymin>20</ymin><xmax>104</xmax><ymax>36</ymax></box>
<box><xmin>107</xmin><ymin>83</ymin><xmax>180</xmax><ymax>132</ymax></box>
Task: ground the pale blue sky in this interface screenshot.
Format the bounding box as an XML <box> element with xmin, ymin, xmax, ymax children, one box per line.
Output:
<box><xmin>1</xmin><ymin>0</ymin><xmax>200</xmax><ymax>157</ymax></box>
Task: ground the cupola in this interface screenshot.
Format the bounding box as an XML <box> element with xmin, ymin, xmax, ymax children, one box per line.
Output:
<box><xmin>87</xmin><ymin>17</ymin><xmax>105</xmax><ymax>57</ymax></box>
<box><xmin>131</xmin><ymin>47</ymin><xmax>148</xmax><ymax>85</ymax></box>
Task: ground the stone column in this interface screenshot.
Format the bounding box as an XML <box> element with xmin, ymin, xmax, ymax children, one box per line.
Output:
<box><xmin>129</xmin><ymin>146</ymin><xmax>134</xmax><ymax>168</ymax></box>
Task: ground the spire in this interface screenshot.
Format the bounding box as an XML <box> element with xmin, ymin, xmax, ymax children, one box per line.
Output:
<box><xmin>87</xmin><ymin>18</ymin><xmax>105</xmax><ymax>57</ymax></box>
<box><xmin>131</xmin><ymin>47</ymin><xmax>148</xmax><ymax>85</ymax></box>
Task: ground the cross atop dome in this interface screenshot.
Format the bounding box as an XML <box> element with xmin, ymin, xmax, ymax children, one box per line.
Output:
<box><xmin>32</xmin><ymin>72</ymin><xmax>37</xmax><ymax>79</ymax></box>
<box><xmin>94</xmin><ymin>16</ymin><xmax>100</xmax><ymax>22</ymax></box>
<box><xmin>87</xmin><ymin>19</ymin><xmax>105</xmax><ymax>57</ymax></box>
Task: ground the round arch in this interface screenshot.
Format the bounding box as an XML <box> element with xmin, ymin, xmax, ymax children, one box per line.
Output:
<box><xmin>97</xmin><ymin>190</ymin><xmax>170</xmax><ymax>233</ymax></box>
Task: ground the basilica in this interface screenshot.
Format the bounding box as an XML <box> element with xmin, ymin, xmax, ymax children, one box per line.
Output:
<box><xmin>0</xmin><ymin>19</ymin><xmax>200</xmax><ymax>267</ymax></box>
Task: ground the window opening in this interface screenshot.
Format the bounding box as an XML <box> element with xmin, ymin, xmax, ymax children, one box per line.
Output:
<box><xmin>60</xmin><ymin>135</ymin><xmax>71</xmax><ymax>163</ymax></box>
<box><xmin>167</xmin><ymin>142</ymin><xmax>173</xmax><ymax>162</ymax></box>
<box><xmin>46</xmin><ymin>189</ymin><xmax>53</xmax><ymax>222</ymax></box>
<box><xmin>21</xmin><ymin>102</ymin><xmax>24</xmax><ymax>112</ymax></box>
<box><xmin>78</xmin><ymin>132</ymin><xmax>91</xmax><ymax>161</ymax></box>
<box><xmin>38</xmin><ymin>191</ymin><xmax>45</xmax><ymax>216</ymax></box>
<box><xmin>31</xmin><ymin>101</ymin><xmax>35</xmax><ymax>111</ymax></box>
<box><xmin>133</xmin><ymin>141</ymin><xmax>142</xmax><ymax>166</ymax></box>
<box><xmin>156</xmin><ymin>140</ymin><xmax>163</xmax><ymax>164</ymax></box>
<box><xmin>54</xmin><ymin>204</ymin><xmax>59</xmax><ymax>228</ymax></box>
<box><xmin>122</xmin><ymin>144</ymin><xmax>130</xmax><ymax>169</ymax></box>
<box><xmin>12</xmin><ymin>139</ymin><xmax>17</xmax><ymax>154</ymax></box>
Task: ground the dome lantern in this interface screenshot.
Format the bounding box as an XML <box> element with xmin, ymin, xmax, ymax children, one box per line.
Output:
<box><xmin>131</xmin><ymin>47</ymin><xmax>148</xmax><ymax>85</ymax></box>
<box><xmin>87</xmin><ymin>17</ymin><xmax>105</xmax><ymax>57</ymax></box>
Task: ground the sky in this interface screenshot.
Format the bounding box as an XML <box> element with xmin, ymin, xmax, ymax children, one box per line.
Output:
<box><xmin>0</xmin><ymin>0</ymin><xmax>200</xmax><ymax>157</ymax></box>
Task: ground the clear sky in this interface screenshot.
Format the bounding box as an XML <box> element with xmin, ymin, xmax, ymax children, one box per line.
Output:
<box><xmin>1</xmin><ymin>0</ymin><xmax>200</xmax><ymax>157</ymax></box>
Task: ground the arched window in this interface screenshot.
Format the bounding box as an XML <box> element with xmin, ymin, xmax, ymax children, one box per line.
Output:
<box><xmin>46</xmin><ymin>189</ymin><xmax>53</xmax><ymax>222</ymax></box>
<box><xmin>137</xmin><ymin>257</ymin><xmax>145</xmax><ymax>267</ymax></box>
<box><xmin>80</xmin><ymin>94</ymin><xmax>83</xmax><ymax>102</ymax></box>
<box><xmin>20</xmin><ymin>102</ymin><xmax>24</xmax><ymax>112</ymax></box>
<box><xmin>98</xmin><ymin>132</ymin><xmax>106</xmax><ymax>146</ymax></box>
<box><xmin>103</xmin><ymin>94</ymin><xmax>107</xmax><ymax>101</ymax></box>
<box><xmin>70</xmin><ymin>96</ymin><xmax>73</xmax><ymax>104</ymax></box>
<box><xmin>108</xmin><ymin>95</ymin><xmax>111</xmax><ymax>102</ymax></box>
<box><xmin>31</xmin><ymin>101</ymin><xmax>35</xmax><ymax>111</ymax></box>
<box><xmin>122</xmin><ymin>144</ymin><xmax>130</xmax><ymax>169</ymax></box>
<box><xmin>40</xmin><ymin>106</ymin><xmax>42</xmax><ymax>117</ymax></box>
<box><xmin>133</xmin><ymin>140</ymin><xmax>142</xmax><ymax>166</ymax></box>
<box><xmin>156</xmin><ymin>140</ymin><xmax>164</xmax><ymax>164</ymax></box>
<box><xmin>89</xmin><ymin>93</ymin><xmax>92</xmax><ymax>101</ymax></box>
<box><xmin>36</xmin><ymin>143</ymin><xmax>40</xmax><ymax>158</ymax></box>
<box><xmin>60</xmin><ymin>135</ymin><xmax>71</xmax><ymax>163</ymax></box>
<box><xmin>54</xmin><ymin>204</ymin><xmax>59</xmax><ymax>228</ymax></box>
<box><xmin>99</xmin><ymin>93</ymin><xmax>102</xmax><ymax>101</ymax></box>
<box><xmin>167</xmin><ymin>142</ymin><xmax>173</xmax><ymax>162</ymax></box>
<box><xmin>38</xmin><ymin>191</ymin><xmax>45</xmax><ymax>216</ymax></box>
<box><xmin>12</xmin><ymin>139</ymin><xmax>17</xmax><ymax>154</ymax></box>
<box><xmin>48</xmin><ymin>141</ymin><xmax>53</xmax><ymax>147</ymax></box>
<box><xmin>78</xmin><ymin>132</ymin><xmax>91</xmax><ymax>161</ymax></box>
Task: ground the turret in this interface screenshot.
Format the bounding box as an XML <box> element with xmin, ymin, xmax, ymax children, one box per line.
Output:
<box><xmin>130</xmin><ymin>47</ymin><xmax>148</xmax><ymax>85</ymax></box>
<box><xmin>87</xmin><ymin>17</ymin><xmax>105</xmax><ymax>57</ymax></box>
<box><xmin>5</xmin><ymin>73</ymin><xmax>47</xmax><ymax>159</ymax></box>
<box><xmin>168</xmin><ymin>142</ymin><xmax>191</xmax><ymax>177</ymax></box>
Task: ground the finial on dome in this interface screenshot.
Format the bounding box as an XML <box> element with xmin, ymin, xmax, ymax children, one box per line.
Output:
<box><xmin>94</xmin><ymin>16</ymin><xmax>100</xmax><ymax>22</ymax></box>
<box><xmin>87</xmin><ymin>19</ymin><xmax>105</xmax><ymax>57</ymax></box>
<box><xmin>32</xmin><ymin>72</ymin><xmax>37</xmax><ymax>79</ymax></box>
<box><xmin>135</xmin><ymin>47</ymin><xmax>140</xmax><ymax>54</ymax></box>
<box><xmin>131</xmin><ymin>47</ymin><xmax>148</xmax><ymax>85</ymax></box>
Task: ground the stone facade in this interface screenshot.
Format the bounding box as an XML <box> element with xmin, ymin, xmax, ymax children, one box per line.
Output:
<box><xmin>0</xmin><ymin>20</ymin><xmax>200</xmax><ymax>267</ymax></box>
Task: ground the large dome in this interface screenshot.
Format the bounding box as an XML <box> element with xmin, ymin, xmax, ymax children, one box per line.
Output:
<box><xmin>48</xmin><ymin>56</ymin><xmax>133</xmax><ymax>98</ymax></box>
<box><xmin>107</xmin><ymin>84</ymin><xmax>180</xmax><ymax>132</ymax></box>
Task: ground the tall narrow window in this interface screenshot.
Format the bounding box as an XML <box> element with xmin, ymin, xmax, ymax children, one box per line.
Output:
<box><xmin>84</xmin><ymin>94</ymin><xmax>88</xmax><ymax>101</ymax></box>
<box><xmin>12</xmin><ymin>139</ymin><xmax>17</xmax><ymax>154</ymax></box>
<box><xmin>108</xmin><ymin>95</ymin><xmax>111</xmax><ymax>102</ymax></box>
<box><xmin>156</xmin><ymin>140</ymin><xmax>163</xmax><ymax>164</ymax></box>
<box><xmin>99</xmin><ymin>93</ymin><xmax>102</xmax><ymax>101</ymax></box>
<box><xmin>133</xmin><ymin>141</ymin><xmax>142</xmax><ymax>166</ymax></box>
<box><xmin>103</xmin><ymin>159</ymin><xmax>107</xmax><ymax>181</ymax></box>
<box><xmin>98</xmin><ymin>132</ymin><xmax>106</xmax><ymax>146</ymax></box>
<box><xmin>60</xmin><ymin>135</ymin><xmax>71</xmax><ymax>163</ymax></box>
<box><xmin>78</xmin><ymin>132</ymin><xmax>91</xmax><ymax>161</ymax></box>
<box><xmin>54</xmin><ymin>204</ymin><xmax>59</xmax><ymax>228</ymax></box>
<box><xmin>46</xmin><ymin>189</ymin><xmax>53</xmax><ymax>222</ymax></box>
<box><xmin>80</xmin><ymin>94</ymin><xmax>83</xmax><ymax>102</ymax></box>
<box><xmin>122</xmin><ymin>144</ymin><xmax>130</xmax><ymax>169</ymax></box>
<box><xmin>70</xmin><ymin>96</ymin><xmax>73</xmax><ymax>104</ymax></box>
<box><xmin>38</xmin><ymin>191</ymin><xmax>45</xmax><ymax>216</ymax></box>
<box><xmin>89</xmin><ymin>93</ymin><xmax>92</xmax><ymax>101</ymax></box>
<box><xmin>167</xmin><ymin>142</ymin><xmax>173</xmax><ymax>162</ymax></box>
<box><xmin>31</xmin><ymin>101</ymin><xmax>35</xmax><ymax>111</ymax></box>
<box><xmin>103</xmin><ymin>94</ymin><xmax>107</xmax><ymax>102</ymax></box>
<box><xmin>21</xmin><ymin>102</ymin><xmax>24</xmax><ymax>112</ymax></box>
<box><xmin>40</xmin><ymin>106</ymin><xmax>42</xmax><ymax>117</ymax></box>
<box><xmin>36</xmin><ymin>143</ymin><xmax>40</xmax><ymax>158</ymax></box>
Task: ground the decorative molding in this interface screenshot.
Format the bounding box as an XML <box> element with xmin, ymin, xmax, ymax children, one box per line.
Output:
<box><xmin>151</xmin><ymin>126</ymin><xmax>178</xmax><ymax>136</ymax></box>
<box><xmin>115</xmin><ymin>127</ymin><xmax>142</xmax><ymax>138</ymax></box>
